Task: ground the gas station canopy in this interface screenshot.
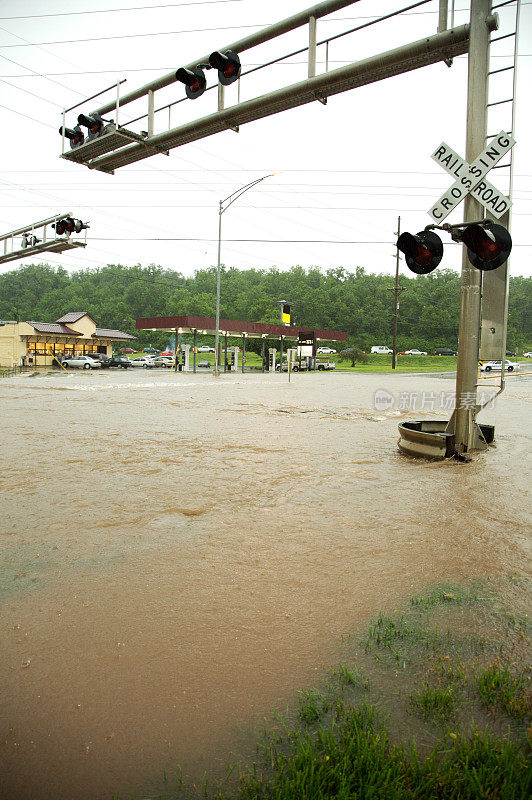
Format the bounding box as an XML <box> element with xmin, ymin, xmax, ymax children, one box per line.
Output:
<box><xmin>136</xmin><ymin>315</ymin><xmax>348</xmax><ymax>343</ymax></box>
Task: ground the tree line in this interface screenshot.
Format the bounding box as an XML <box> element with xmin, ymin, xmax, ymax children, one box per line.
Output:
<box><xmin>0</xmin><ymin>262</ymin><xmax>530</xmax><ymax>352</ymax></box>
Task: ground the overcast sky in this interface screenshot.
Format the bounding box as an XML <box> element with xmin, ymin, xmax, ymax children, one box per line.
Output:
<box><xmin>0</xmin><ymin>0</ymin><xmax>530</xmax><ymax>278</ymax></box>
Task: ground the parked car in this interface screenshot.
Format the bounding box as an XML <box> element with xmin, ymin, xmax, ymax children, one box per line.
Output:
<box><xmin>197</xmin><ymin>360</ymin><xmax>211</xmax><ymax>368</ymax></box>
<box><xmin>130</xmin><ymin>356</ymin><xmax>156</xmax><ymax>368</ymax></box>
<box><xmin>317</xmin><ymin>346</ymin><xmax>337</xmax><ymax>354</ymax></box>
<box><xmin>150</xmin><ymin>356</ymin><xmax>173</xmax><ymax>367</ymax></box>
<box><xmin>87</xmin><ymin>353</ymin><xmax>111</xmax><ymax>367</ymax></box>
<box><xmin>523</xmin><ymin>352</ymin><xmax>532</xmax><ymax>358</ymax></box>
<box><xmin>197</xmin><ymin>345</ymin><xmax>215</xmax><ymax>353</ymax></box>
<box><xmin>108</xmin><ymin>355</ymin><xmax>131</xmax><ymax>369</ymax></box>
<box><xmin>371</xmin><ymin>346</ymin><xmax>392</xmax><ymax>354</ymax></box>
<box><xmin>142</xmin><ymin>347</ymin><xmax>160</xmax><ymax>354</ymax></box>
<box><xmin>160</xmin><ymin>350</ymin><xmax>174</xmax><ymax>358</ymax></box>
<box><xmin>120</xmin><ymin>347</ymin><xmax>136</xmax><ymax>354</ymax></box>
<box><xmin>403</xmin><ymin>349</ymin><xmax>428</xmax><ymax>356</ymax></box>
<box><xmin>434</xmin><ymin>348</ymin><xmax>457</xmax><ymax>356</ymax></box>
<box><xmin>481</xmin><ymin>360</ymin><xmax>519</xmax><ymax>372</ymax></box>
<box><xmin>62</xmin><ymin>355</ymin><xmax>101</xmax><ymax>370</ymax></box>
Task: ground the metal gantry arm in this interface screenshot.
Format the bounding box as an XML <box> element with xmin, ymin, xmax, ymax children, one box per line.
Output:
<box><xmin>214</xmin><ymin>174</ymin><xmax>273</xmax><ymax>377</ymax></box>
<box><xmin>0</xmin><ymin>213</ymin><xmax>89</xmax><ymax>266</ymax></box>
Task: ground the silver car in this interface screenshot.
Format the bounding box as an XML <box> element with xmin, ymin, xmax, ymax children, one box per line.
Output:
<box><xmin>129</xmin><ymin>357</ymin><xmax>156</xmax><ymax>368</ymax></box>
<box><xmin>150</xmin><ymin>356</ymin><xmax>174</xmax><ymax>367</ymax></box>
<box><xmin>62</xmin><ymin>355</ymin><xmax>101</xmax><ymax>370</ymax></box>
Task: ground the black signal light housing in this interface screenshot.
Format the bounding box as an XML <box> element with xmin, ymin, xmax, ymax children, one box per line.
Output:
<box><xmin>209</xmin><ymin>50</ymin><xmax>241</xmax><ymax>86</ymax></box>
<box><xmin>460</xmin><ymin>223</ymin><xmax>512</xmax><ymax>271</ymax></box>
<box><xmin>397</xmin><ymin>230</ymin><xmax>443</xmax><ymax>275</ymax></box>
<box><xmin>175</xmin><ymin>66</ymin><xmax>207</xmax><ymax>99</ymax></box>
<box><xmin>59</xmin><ymin>125</ymin><xmax>85</xmax><ymax>149</ymax></box>
<box><xmin>53</xmin><ymin>217</ymin><xmax>89</xmax><ymax>236</ymax></box>
<box><xmin>77</xmin><ymin>113</ymin><xmax>105</xmax><ymax>138</ymax></box>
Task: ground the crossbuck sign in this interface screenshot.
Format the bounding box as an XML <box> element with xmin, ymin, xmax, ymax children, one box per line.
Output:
<box><xmin>428</xmin><ymin>131</ymin><xmax>515</xmax><ymax>222</ymax></box>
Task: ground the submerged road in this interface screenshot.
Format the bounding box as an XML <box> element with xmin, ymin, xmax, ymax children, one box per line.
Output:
<box><xmin>1</xmin><ymin>369</ymin><xmax>530</xmax><ymax>799</ymax></box>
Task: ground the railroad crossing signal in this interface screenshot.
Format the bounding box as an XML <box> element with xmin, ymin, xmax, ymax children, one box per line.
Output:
<box><xmin>59</xmin><ymin>125</ymin><xmax>84</xmax><ymax>149</ymax></box>
<box><xmin>21</xmin><ymin>233</ymin><xmax>40</xmax><ymax>248</ymax></box>
<box><xmin>397</xmin><ymin>221</ymin><xmax>512</xmax><ymax>275</ymax></box>
<box><xmin>397</xmin><ymin>230</ymin><xmax>443</xmax><ymax>275</ymax></box>
<box><xmin>209</xmin><ymin>50</ymin><xmax>240</xmax><ymax>85</ymax></box>
<box><xmin>53</xmin><ymin>217</ymin><xmax>89</xmax><ymax>236</ymax></box>
<box><xmin>175</xmin><ymin>66</ymin><xmax>207</xmax><ymax>99</ymax></box>
<box><xmin>77</xmin><ymin>113</ymin><xmax>105</xmax><ymax>138</ymax></box>
<box><xmin>429</xmin><ymin>131</ymin><xmax>515</xmax><ymax>222</ymax></box>
<box><xmin>0</xmin><ymin>213</ymin><xmax>89</xmax><ymax>266</ymax></box>
<box><xmin>459</xmin><ymin>222</ymin><xmax>512</xmax><ymax>271</ymax></box>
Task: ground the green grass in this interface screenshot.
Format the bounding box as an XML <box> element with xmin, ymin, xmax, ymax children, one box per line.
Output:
<box><xmin>476</xmin><ymin>660</ymin><xmax>531</xmax><ymax>719</ymax></box>
<box><xmin>136</xmin><ymin>580</ymin><xmax>531</xmax><ymax>800</ymax></box>
<box><xmin>410</xmin><ymin>682</ymin><xmax>461</xmax><ymax>722</ymax></box>
<box><xmin>297</xmin><ymin>689</ymin><xmax>330</xmax><ymax>724</ymax></box>
<box><xmin>209</xmin><ymin>707</ymin><xmax>529</xmax><ymax>800</ymax></box>
<box><xmin>335</xmin><ymin>354</ymin><xmax>458</xmax><ymax>373</ymax></box>
<box><xmin>128</xmin><ymin>352</ymin><xmax>458</xmax><ymax>373</ymax></box>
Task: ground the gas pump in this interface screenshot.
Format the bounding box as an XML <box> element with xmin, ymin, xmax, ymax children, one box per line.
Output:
<box><xmin>268</xmin><ymin>348</ymin><xmax>277</xmax><ymax>372</ymax></box>
<box><xmin>232</xmin><ymin>346</ymin><xmax>239</xmax><ymax>372</ymax></box>
<box><xmin>182</xmin><ymin>344</ymin><xmax>191</xmax><ymax>372</ymax></box>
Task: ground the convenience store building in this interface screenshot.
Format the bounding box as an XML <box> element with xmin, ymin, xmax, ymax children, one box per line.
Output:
<box><xmin>0</xmin><ymin>312</ymin><xmax>135</xmax><ymax>368</ymax></box>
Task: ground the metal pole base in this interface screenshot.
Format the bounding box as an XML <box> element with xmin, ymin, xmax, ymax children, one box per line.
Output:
<box><xmin>398</xmin><ymin>419</ymin><xmax>494</xmax><ymax>460</ymax></box>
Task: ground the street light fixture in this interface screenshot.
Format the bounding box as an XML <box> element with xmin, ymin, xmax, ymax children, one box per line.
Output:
<box><xmin>214</xmin><ymin>173</ymin><xmax>273</xmax><ymax>376</ymax></box>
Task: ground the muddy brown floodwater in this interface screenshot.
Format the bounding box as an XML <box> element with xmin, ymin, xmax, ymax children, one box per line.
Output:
<box><xmin>0</xmin><ymin>369</ymin><xmax>530</xmax><ymax>799</ymax></box>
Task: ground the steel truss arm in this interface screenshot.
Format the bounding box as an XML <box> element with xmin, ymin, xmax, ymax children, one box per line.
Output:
<box><xmin>88</xmin><ymin>22</ymin><xmax>490</xmax><ymax>174</ymax></box>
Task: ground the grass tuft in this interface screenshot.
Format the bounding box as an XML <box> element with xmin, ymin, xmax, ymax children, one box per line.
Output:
<box><xmin>331</xmin><ymin>663</ymin><xmax>368</xmax><ymax>690</ymax></box>
<box><xmin>476</xmin><ymin>660</ymin><xmax>531</xmax><ymax>719</ymax></box>
<box><xmin>409</xmin><ymin>681</ymin><xmax>460</xmax><ymax>722</ymax></box>
<box><xmin>297</xmin><ymin>689</ymin><xmax>330</xmax><ymax>725</ymax></box>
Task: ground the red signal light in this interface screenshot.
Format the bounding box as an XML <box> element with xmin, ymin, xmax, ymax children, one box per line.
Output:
<box><xmin>53</xmin><ymin>217</ymin><xmax>88</xmax><ymax>236</ymax></box>
<box><xmin>59</xmin><ymin>125</ymin><xmax>85</xmax><ymax>149</ymax></box>
<box><xmin>175</xmin><ymin>66</ymin><xmax>206</xmax><ymax>100</ymax></box>
<box><xmin>397</xmin><ymin>230</ymin><xmax>443</xmax><ymax>275</ymax></box>
<box><xmin>460</xmin><ymin>223</ymin><xmax>511</xmax><ymax>271</ymax></box>
<box><xmin>77</xmin><ymin>113</ymin><xmax>104</xmax><ymax>138</ymax></box>
<box><xmin>209</xmin><ymin>50</ymin><xmax>241</xmax><ymax>86</ymax></box>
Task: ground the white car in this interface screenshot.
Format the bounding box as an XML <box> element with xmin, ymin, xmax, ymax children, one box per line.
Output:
<box><xmin>317</xmin><ymin>346</ymin><xmax>336</xmax><ymax>354</ymax></box>
<box><xmin>523</xmin><ymin>352</ymin><xmax>532</xmax><ymax>358</ymax></box>
<box><xmin>481</xmin><ymin>360</ymin><xmax>519</xmax><ymax>372</ymax></box>
<box><xmin>197</xmin><ymin>345</ymin><xmax>215</xmax><ymax>353</ymax></box>
<box><xmin>62</xmin><ymin>355</ymin><xmax>101</xmax><ymax>370</ymax></box>
<box><xmin>404</xmin><ymin>349</ymin><xmax>428</xmax><ymax>356</ymax></box>
<box><xmin>371</xmin><ymin>346</ymin><xmax>392</xmax><ymax>354</ymax></box>
<box><xmin>129</xmin><ymin>356</ymin><xmax>156</xmax><ymax>368</ymax></box>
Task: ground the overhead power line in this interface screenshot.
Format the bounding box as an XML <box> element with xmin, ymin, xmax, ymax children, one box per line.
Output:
<box><xmin>0</xmin><ymin>0</ymin><xmax>245</xmax><ymax>21</ymax></box>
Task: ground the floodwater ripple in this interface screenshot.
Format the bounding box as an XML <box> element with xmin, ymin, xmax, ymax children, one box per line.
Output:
<box><xmin>0</xmin><ymin>370</ymin><xmax>530</xmax><ymax>800</ymax></box>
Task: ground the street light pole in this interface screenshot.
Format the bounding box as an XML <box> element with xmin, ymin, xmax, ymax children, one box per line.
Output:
<box><xmin>214</xmin><ymin>174</ymin><xmax>273</xmax><ymax>376</ymax></box>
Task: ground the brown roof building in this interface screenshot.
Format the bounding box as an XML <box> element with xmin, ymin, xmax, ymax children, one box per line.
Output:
<box><xmin>0</xmin><ymin>312</ymin><xmax>135</xmax><ymax>368</ymax></box>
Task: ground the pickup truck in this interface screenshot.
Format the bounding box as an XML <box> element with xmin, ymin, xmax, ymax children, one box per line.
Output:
<box><xmin>277</xmin><ymin>359</ymin><xmax>335</xmax><ymax>372</ymax></box>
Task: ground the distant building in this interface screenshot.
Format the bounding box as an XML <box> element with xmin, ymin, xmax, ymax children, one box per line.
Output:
<box><xmin>0</xmin><ymin>312</ymin><xmax>135</xmax><ymax>368</ymax></box>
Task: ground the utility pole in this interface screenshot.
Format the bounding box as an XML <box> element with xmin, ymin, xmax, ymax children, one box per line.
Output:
<box><xmin>388</xmin><ymin>216</ymin><xmax>406</xmax><ymax>370</ymax></box>
<box><xmin>448</xmin><ymin>0</ymin><xmax>492</xmax><ymax>455</ymax></box>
